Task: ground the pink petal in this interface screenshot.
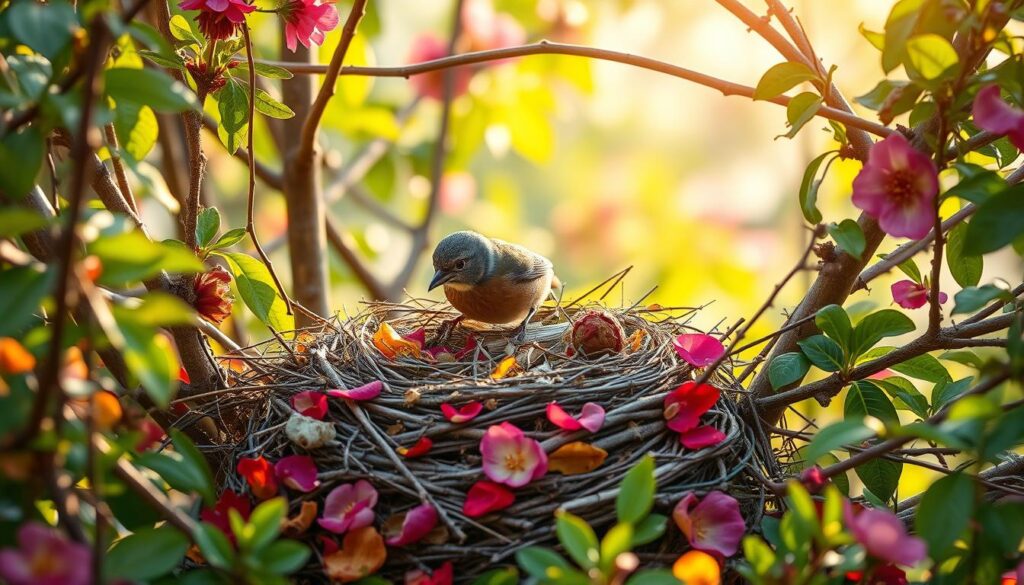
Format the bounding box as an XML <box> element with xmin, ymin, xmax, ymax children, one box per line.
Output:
<box><xmin>937</xmin><ymin>291</ymin><xmax>948</xmax><ymax>304</ymax></box>
<box><xmin>973</xmin><ymin>85</ymin><xmax>1024</xmax><ymax>142</ymax></box>
<box><xmin>674</xmin><ymin>491</ymin><xmax>745</xmax><ymax>558</ymax></box>
<box><xmin>664</xmin><ymin>382</ymin><xmax>720</xmax><ymax>434</ymax></box>
<box><xmin>577</xmin><ymin>403</ymin><xmax>605</xmax><ymax>433</ymax></box>
<box><xmin>319</xmin><ymin>480</ymin><xmax>378</xmax><ymax>534</ymax></box>
<box><xmin>326</xmin><ymin>380</ymin><xmax>383</xmax><ymax>401</ymax></box>
<box><xmin>291</xmin><ymin>391</ymin><xmax>328</xmax><ymax>420</ymax></box>
<box><xmin>546</xmin><ymin>402</ymin><xmax>606</xmax><ymax>433</ymax></box>
<box><xmin>386</xmin><ymin>503</ymin><xmax>438</xmax><ymax>546</ymax></box>
<box><xmin>404</xmin><ymin>327</ymin><xmax>427</xmax><ymax>348</ymax></box>
<box><xmin>463</xmin><ymin>480</ymin><xmax>515</xmax><ymax>518</ymax></box>
<box><xmin>275</xmin><ymin>455</ymin><xmax>320</xmax><ymax>492</ymax></box>
<box><xmin>877</xmin><ymin>196</ymin><xmax>935</xmax><ymax>240</ymax></box>
<box><xmin>673</xmin><ymin>333</ymin><xmax>726</xmax><ymax>367</ymax></box>
<box><xmin>546</xmin><ymin>402</ymin><xmax>582</xmax><ymax>431</ymax></box>
<box><xmin>680</xmin><ymin>425</ymin><xmax>726</xmax><ymax>449</ymax></box>
<box><xmin>846</xmin><ymin>506</ymin><xmax>927</xmax><ymax>566</ymax></box>
<box><xmin>441</xmin><ymin>401</ymin><xmax>483</xmax><ymax>424</ymax></box>
<box><xmin>454</xmin><ymin>334</ymin><xmax>480</xmax><ymax>360</ymax></box>
<box><xmin>891</xmin><ymin>280</ymin><xmax>928</xmax><ymax>309</ymax></box>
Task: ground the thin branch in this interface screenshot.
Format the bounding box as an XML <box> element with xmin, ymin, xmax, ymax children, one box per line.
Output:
<box><xmin>103</xmin><ymin>123</ymin><xmax>139</xmax><ymax>213</ymax></box>
<box><xmin>254</xmin><ymin>42</ymin><xmax>892</xmax><ymax>138</ymax></box>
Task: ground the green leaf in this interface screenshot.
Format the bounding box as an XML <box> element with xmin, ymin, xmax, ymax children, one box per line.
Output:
<box><xmin>139</xmin><ymin>50</ymin><xmax>186</xmax><ymax>70</ymax></box>
<box><xmin>110</xmin><ymin>308</ymin><xmax>179</xmax><ymax>407</ymax></box>
<box><xmin>106</xmin><ymin>68</ymin><xmax>199</xmax><ymax>112</ymax></box>
<box><xmin>798</xmin><ymin>335</ymin><xmax>846</xmax><ymax>372</ymax></box>
<box><xmin>849</xmin><ymin>310</ymin><xmax>915</xmax><ymax>359</ymax></box>
<box><xmin>616</xmin><ymin>455</ymin><xmax>655</xmax><ymax>524</ymax></box>
<box><xmin>798</xmin><ymin>151</ymin><xmax>835</xmax><ymax>224</ymax></box>
<box><xmin>768</xmin><ymin>352</ymin><xmax>812</xmax><ymax>391</ymax></box>
<box><xmin>253</xmin><ymin>87</ymin><xmax>295</xmax><ymax>119</ymax></box>
<box><xmin>805</xmin><ymin>420</ymin><xmax>872</xmax><ymax>462</ymax></box>
<box><xmin>964</xmin><ymin>183</ymin><xmax>1024</xmax><ymax>254</ymax></box>
<box><xmin>743</xmin><ymin>535</ymin><xmax>777</xmax><ymax>575</ymax></box>
<box><xmin>932</xmin><ymin>377</ymin><xmax>975</xmax><ymax>413</ymax></box>
<box><xmin>916</xmin><ymin>472</ymin><xmax>974</xmax><ymax>560</ymax></box>
<box><xmin>6</xmin><ymin>0</ymin><xmax>77</xmax><ymax>60</ymax></box>
<box><xmin>123</xmin><ymin>292</ymin><xmax>196</xmax><ymax>328</ymax></box>
<box><xmin>781</xmin><ymin>92</ymin><xmax>822</xmax><ymax>138</ymax></box>
<box><xmin>855</xmin><ymin>458</ymin><xmax>902</xmax><ymax>503</ymax></box>
<box><xmin>598</xmin><ymin>523</ymin><xmax>632</xmax><ymax>574</ymax></box>
<box><xmin>845</xmin><ymin>381</ymin><xmax>900</xmax><ymax>427</ymax></box>
<box><xmin>210</xmin><ymin>228</ymin><xmax>247</xmax><ymax>251</ymax></box>
<box><xmin>169</xmin><ymin>14</ymin><xmax>205</xmax><ymax>47</ymax></box>
<box><xmin>0</xmin><ymin>126</ymin><xmax>45</xmax><ymax>198</ymax></box>
<box><xmin>113</xmin><ymin>102</ymin><xmax>159</xmax><ymax>162</ymax></box>
<box><xmin>217</xmin><ymin>251</ymin><xmax>293</xmax><ymax>332</ymax></box>
<box><xmin>170</xmin><ymin>430</ymin><xmax>216</xmax><ymax>503</ymax></box>
<box><xmin>246</xmin><ymin>497</ymin><xmax>286</xmax><ymax>553</ymax></box>
<box><xmin>905</xmin><ymin>33</ymin><xmax>959</xmax><ymax>84</ymax></box>
<box><xmin>194</xmin><ymin>523</ymin><xmax>234</xmax><ymax>570</ymax></box>
<box><xmin>237</xmin><ymin>61</ymin><xmax>294</xmax><ymax>79</ymax></box>
<box><xmin>0</xmin><ymin>265</ymin><xmax>52</xmax><ymax>336</ymax></box>
<box><xmin>946</xmin><ymin>221</ymin><xmax>983</xmax><ymax>288</ymax></box>
<box><xmin>882</xmin><ymin>0</ymin><xmax>927</xmax><ymax>73</ymax></box>
<box><xmin>890</xmin><ymin>353</ymin><xmax>950</xmax><ymax>383</ymax></box>
<box><xmin>261</xmin><ymin>540</ymin><xmax>310</xmax><ymax>575</ymax></box>
<box><xmin>828</xmin><ymin>219</ymin><xmax>866</xmax><ymax>260</ymax></box>
<box><xmin>939</xmin><ymin>350</ymin><xmax>984</xmax><ymax>369</ymax></box>
<box><xmin>947</xmin><ymin>163</ymin><xmax>1006</xmax><ymax>204</ymax></box>
<box><xmin>555</xmin><ymin>511</ymin><xmax>599</xmax><ymax>569</ymax></box>
<box><xmin>135</xmin><ymin>450</ymin><xmax>213</xmax><ymax>502</ymax></box>
<box><xmin>88</xmin><ymin>231</ymin><xmax>204</xmax><ymax>286</ymax></box>
<box><xmin>217</xmin><ymin>78</ymin><xmax>249</xmax><ymax>155</ymax></box>
<box><xmin>196</xmin><ymin>207</ymin><xmax>221</xmax><ymax>249</ymax></box>
<box><xmin>630</xmin><ymin>513</ymin><xmax>667</xmax><ymax>547</ymax></box>
<box><xmin>753</xmin><ymin>62</ymin><xmax>819</xmax><ymax>100</ymax></box>
<box><xmin>872</xmin><ymin>377</ymin><xmax>930</xmax><ymax>419</ymax></box>
<box><xmin>0</xmin><ymin>208</ymin><xmax>51</xmax><ymax>237</ymax></box>
<box><xmin>105</xmin><ymin>526</ymin><xmax>190</xmax><ymax>581</ymax></box>
<box><xmin>624</xmin><ymin>570</ymin><xmax>680</xmax><ymax>585</ymax></box>
<box><xmin>470</xmin><ymin>568</ymin><xmax>520</xmax><ymax>585</ymax></box>
<box><xmin>816</xmin><ymin>304</ymin><xmax>853</xmax><ymax>349</ymax></box>
<box><xmin>515</xmin><ymin>546</ymin><xmax>572</xmax><ymax>579</ymax></box>
<box><xmin>855</xmin><ymin>79</ymin><xmax>908</xmax><ymax>110</ymax></box>
<box><xmin>952</xmin><ymin>284</ymin><xmax>1013</xmax><ymax>315</ymax></box>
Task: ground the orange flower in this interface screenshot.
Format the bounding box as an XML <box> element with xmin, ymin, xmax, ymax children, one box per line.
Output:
<box><xmin>672</xmin><ymin>550</ymin><xmax>721</xmax><ymax>585</ymax></box>
<box><xmin>193</xmin><ymin>266</ymin><xmax>234</xmax><ymax>324</ymax></box>
<box><xmin>0</xmin><ymin>338</ymin><xmax>35</xmax><ymax>375</ymax></box>
<box><xmin>323</xmin><ymin>526</ymin><xmax>387</xmax><ymax>582</ymax></box>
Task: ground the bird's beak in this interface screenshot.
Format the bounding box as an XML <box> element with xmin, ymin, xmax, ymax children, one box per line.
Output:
<box><xmin>428</xmin><ymin>269</ymin><xmax>452</xmax><ymax>291</ymax></box>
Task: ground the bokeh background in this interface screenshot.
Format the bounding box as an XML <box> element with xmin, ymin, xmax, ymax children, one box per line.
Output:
<box><xmin>139</xmin><ymin>1</ymin><xmax>1019</xmax><ymax>496</ymax></box>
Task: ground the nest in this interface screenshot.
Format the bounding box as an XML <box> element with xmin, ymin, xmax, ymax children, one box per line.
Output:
<box><xmin>192</xmin><ymin>291</ymin><xmax>776</xmax><ymax>581</ymax></box>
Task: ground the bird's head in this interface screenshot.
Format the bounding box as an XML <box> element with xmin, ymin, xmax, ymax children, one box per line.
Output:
<box><xmin>430</xmin><ymin>231</ymin><xmax>492</xmax><ymax>290</ymax></box>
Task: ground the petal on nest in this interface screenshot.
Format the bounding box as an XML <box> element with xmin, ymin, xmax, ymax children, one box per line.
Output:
<box><xmin>275</xmin><ymin>455</ymin><xmax>320</xmax><ymax>492</ymax></box>
<box><xmin>327</xmin><ymin>380</ymin><xmax>384</xmax><ymax>401</ymax></box>
<box><xmin>463</xmin><ymin>480</ymin><xmax>515</xmax><ymax>518</ymax></box>
<box><xmin>441</xmin><ymin>401</ymin><xmax>483</xmax><ymax>424</ymax></box>
<box><xmin>385</xmin><ymin>503</ymin><xmax>438</xmax><ymax>547</ymax></box>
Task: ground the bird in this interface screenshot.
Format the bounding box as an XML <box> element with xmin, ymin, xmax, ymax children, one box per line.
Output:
<box><xmin>429</xmin><ymin>231</ymin><xmax>560</xmax><ymax>343</ymax></box>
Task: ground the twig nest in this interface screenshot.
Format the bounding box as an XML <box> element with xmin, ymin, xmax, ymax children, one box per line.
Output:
<box><xmin>285</xmin><ymin>412</ymin><xmax>336</xmax><ymax>449</ymax></box>
<box><xmin>570</xmin><ymin>310</ymin><xmax>626</xmax><ymax>357</ymax></box>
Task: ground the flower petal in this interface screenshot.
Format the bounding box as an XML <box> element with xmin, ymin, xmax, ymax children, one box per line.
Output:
<box><xmin>237</xmin><ymin>456</ymin><xmax>278</xmax><ymax>500</ymax></box>
<box><xmin>385</xmin><ymin>503</ymin><xmax>438</xmax><ymax>546</ymax></box>
<box><xmin>672</xmin><ymin>550</ymin><xmax>721</xmax><ymax>585</ymax></box>
<box><xmin>480</xmin><ymin>422</ymin><xmax>547</xmax><ymax>487</ymax></box>
<box><xmin>679</xmin><ymin>425</ymin><xmax>726</xmax><ymax>449</ymax></box>
<box><xmin>463</xmin><ymin>480</ymin><xmax>515</xmax><ymax>518</ymax></box>
<box><xmin>690</xmin><ymin>491</ymin><xmax>745</xmax><ymax>557</ymax></box>
<box><xmin>323</xmin><ymin>526</ymin><xmax>387</xmax><ymax>583</ymax></box>
<box><xmin>441</xmin><ymin>401</ymin><xmax>483</xmax><ymax>424</ymax></box>
<box><xmin>275</xmin><ymin>455</ymin><xmax>320</xmax><ymax>492</ymax></box>
<box><xmin>327</xmin><ymin>380</ymin><xmax>384</xmax><ymax>401</ymax></box>
<box><xmin>891</xmin><ymin>280</ymin><xmax>928</xmax><ymax>309</ymax></box>
<box><xmin>545</xmin><ymin>402</ymin><xmax>582</xmax><ymax>431</ymax></box>
<box><xmin>319</xmin><ymin>480</ymin><xmax>378</xmax><ymax>534</ymax></box>
<box><xmin>664</xmin><ymin>382</ymin><xmax>721</xmax><ymax>434</ymax></box>
<box><xmin>973</xmin><ymin>85</ymin><xmax>1024</xmax><ymax>136</ymax></box>
<box><xmin>291</xmin><ymin>391</ymin><xmax>328</xmax><ymax>420</ymax></box>
<box><xmin>673</xmin><ymin>333</ymin><xmax>726</xmax><ymax>367</ymax></box>
<box><xmin>397</xmin><ymin>436</ymin><xmax>433</xmax><ymax>458</ymax></box>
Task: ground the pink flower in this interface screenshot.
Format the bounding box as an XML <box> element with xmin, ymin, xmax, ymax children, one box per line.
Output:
<box><xmin>238</xmin><ymin>456</ymin><xmax>278</xmax><ymax>500</ymax></box>
<box><xmin>0</xmin><ymin>522</ymin><xmax>91</xmax><ymax>585</ymax></box>
<box><xmin>546</xmin><ymin>402</ymin><xmax>605</xmax><ymax>433</ymax></box>
<box><xmin>673</xmin><ymin>334</ymin><xmax>726</xmax><ymax>368</ymax></box>
<box><xmin>178</xmin><ymin>0</ymin><xmax>255</xmax><ymax>41</ymax></box>
<box><xmin>891</xmin><ymin>279</ymin><xmax>947</xmax><ymax>309</ymax></box>
<box><xmin>673</xmin><ymin>491</ymin><xmax>746</xmax><ymax>558</ymax></box>
<box><xmin>406</xmin><ymin>561</ymin><xmax>454</xmax><ymax>585</ymax></box>
<box><xmin>463</xmin><ymin>480</ymin><xmax>515</xmax><ymax>518</ymax></box>
<box><xmin>280</xmin><ymin>0</ymin><xmax>338</xmax><ymax>52</ymax></box>
<box><xmin>845</xmin><ymin>504</ymin><xmax>927</xmax><ymax>567</ymax></box>
<box><xmin>408</xmin><ymin>35</ymin><xmax>471</xmax><ymax>101</ymax></box>
<box><xmin>663</xmin><ymin>382</ymin><xmax>720</xmax><ymax>434</ymax></box>
<box><xmin>319</xmin><ymin>480</ymin><xmax>378</xmax><ymax>534</ymax></box>
<box><xmin>973</xmin><ymin>85</ymin><xmax>1024</xmax><ymax>150</ymax></box>
<box><xmin>386</xmin><ymin>503</ymin><xmax>438</xmax><ymax>546</ymax></box>
<box><xmin>852</xmin><ymin>133</ymin><xmax>938</xmax><ymax>240</ymax></box>
<box><xmin>441</xmin><ymin>401</ymin><xmax>483</xmax><ymax>424</ymax></box>
<box><xmin>275</xmin><ymin>455</ymin><xmax>320</xmax><ymax>492</ymax></box>
<box><xmin>480</xmin><ymin>422</ymin><xmax>548</xmax><ymax>487</ymax></box>
<box><xmin>679</xmin><ymin>425</ymin><xmax>725</xmax><ymax>450</ymax></box>
<box><xmin>291</xmin><ymin>391</ymin><xmax>328</xmax><ymax>420</ymax></box>
<box><xmin>461</xmin><ymin>0</ymin><xmax>526</xmax><ymax>54</ymax></box>
<box><xmin>326</xmin><ymin>380</ymin><xmax>383</xmax><ymax>401</ymax></box>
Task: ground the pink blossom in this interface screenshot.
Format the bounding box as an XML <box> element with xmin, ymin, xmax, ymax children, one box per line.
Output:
<box><xmin>463</xmin><ymin>480</ymin><xmax>515</xmax><ymax>518</ymax></box>
<box><xmin>673</xmin><ymin>491</ymin><xmax>746</xmax><ymax>558</ymax></box>
<box><xmin>663</xmin><ymin>381</ymin><xmax>720</xmax><ymax>434</ymax></box>
<box><xmin>0</xmin><ymin>522</ymin><xmax>91</xmax><ymax>585</ymax></box>
<box><xmin>441</xmin><ymin>401</ymin><xmax>483</xmax><ymax>424</ymax></box>
<box><xmin>275</xmin><ymin>455</ymin><xmax>320</xmax><ymax>492</ymax></box>
<box><xmin>679</xmin><ymin>425</ymin><xmax>726</xmax><ymax>450</ymax></box>
<box><xmin>291</xmin><ymin>391</ymin><xmax>328</xmax><ymax>420</ymax></box>
<box><xmin>326</xmin><ymin>380</ymin><xmax>383</xmax><ymax>401</ymax></box>
<box><xmin>280</xmin><ymin>0</ymin><xmax>338</xmax><ymax>52</ymax></box>
<box><xmin>973</xmin><ymin>85</ymin><xmax>1024</xmax><ymax>150</ymax></box>
<box><xmin>480</xmin><ymin>422</ymin><xmax>547</xmax><ymax>488</ymax></box>
<box><xmin>178</xmin><ymin>0</ymin><xmax>255</xmax><ymax>41</ymax></box>
<box><xmin>319</xmin><ymin>480</ymin><xmax>378</xmax><ymax>534</ymax></box>
<box><xmin>891</xmin><ymin>279</ymin><xmax>947</xmax><ymax>310</ymax></box>
<box><xmin>386</xmin><ymin>503</ymin><xmax>438</xmax><ymax>547</ymax></box>
<box><xmin>406</xmin><ymin>561</ymin><xmax>454</xmax><ymax>585</ymax></box>
<box><xmin>852</xmin><ymin>133</ymin><xmax>938</xmax><ymax>240</ymax></box>
<box><xmin>673</xmin><ymin>334</ymin><xmax>726</xmax><ymax>367</ymax></box>
<box><xmin>461</xmin><ymin>0</ymin><xmax>526</xmax><ymax>54</ymax></box>
<box><xmin>546</xmin><ymin>402</ymin><xmax>605</xmax><ymax>433</ymax></box>
<box><xmin>844</xmin><ymin>504</ymin><xmax>927</xmax><ymax>567</ymax></box>
<box><xmin>408</xmin><ymin>35</ymin><xmax>471</xmax><ymax>101</ymax></box>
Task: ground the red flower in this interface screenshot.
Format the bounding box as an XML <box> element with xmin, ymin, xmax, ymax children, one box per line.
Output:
<box><xmin>891</xmin><ymin>279</ymin><xmax>947</xmax><ymax>310</ymax></box>
<box><xmin>179</xmin><ymin>0</ymin><xmax>255</xmax><ymax>41</ymax></box>
<box><xmin>237</xmin><ymin>456</ymin><xmax>278</xmax><ymax>500</ymax></box>
<box><xmin>193</xmin><ymin>266</ymin><xmax>234</xmax><ymax>324</ymax></box>
<box><xmin>201</xmin><ymin>490</ymin><xmax>252</xmax><ymax>539</ymax></box>
<box><xmin>281</xmin><ymin>0</ymin><xmax>339</xmax><ymax>52</ymax></box>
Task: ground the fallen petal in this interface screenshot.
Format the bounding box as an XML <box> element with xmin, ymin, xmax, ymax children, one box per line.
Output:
<box><xmin>291</xmin><ymin>391</ymin><xmax>328</xmax><ymax>420</ymax></box>
<box><xmin>397</xmin><ymin>436</ymin><xmax>434</xmax><ymax>458</ymax></box>
<box><xmin>323</xmin><ymin>526</ymin><xmax>387</xmax><ymax>583</ymax></box>
<box><xmin>546</xmin><ymin>402</ymin><xmax>582</xmax><ymax>431</ymax></box>
<box><xmin>673</xmin><ymin>333</ymin><xmax>726</xmax><ymax>367</ymax></box>
<box><xmin>679</xmin><ymin>426</ymin><xmax>726</xmax><ymax>450</ymax></box>
<box><xmin>490</xmin><ymin>355</ymin><xmax>520</xmax><ymax>380</ymax></box>
<box><xmin>386</xmin><ymin>503</ymin><xmax>438</xmax><ymax>547</ymax></box>
<box><xmin>237</xmin><ymin>456</ymin><xmax>278</xmax><ymax>500</ymax></box>
<box><xmin>577</xmin><ymin>403</ymin><xmax>606</xmax><ymax>433</ymax></box>
<box><xmin>463</xmin><ymin>480</ymin><xmax>515</xmax><ymax>518</ymax></box>
<box><xmin>275</xmin><ymin>455</ymin><xmax>320</xmax><ymax>492</ymax></box>
<box><xmin>441</xmin><ymin>401</ymin><xmax>483</xmax><ymax>424</ymax></box>
<box><xmin>327</xmin><ymin>380</ymin><xmax>384</xmax><ymax>401</ymax></box>
<box><xmin>547</xmin><ymin>441</ymin><xmax>608</xmax><ymax>475</ymax></box>
<box><xmin>282</xmin><ymin>500</ymin><xmax>318</xmax><ymax>538</ymax></box>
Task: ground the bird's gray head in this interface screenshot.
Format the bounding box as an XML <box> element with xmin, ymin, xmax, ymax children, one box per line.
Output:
<box><xmin>429</xmin><ymin>231</ymin><xmax>493</xmax><ymax>290</ymax></box>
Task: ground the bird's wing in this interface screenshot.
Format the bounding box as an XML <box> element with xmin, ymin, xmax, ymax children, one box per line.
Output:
<box><xmin>492</xmin><ymin>239</ymin><xmax>553</xmax><ymax>284</ymax></box>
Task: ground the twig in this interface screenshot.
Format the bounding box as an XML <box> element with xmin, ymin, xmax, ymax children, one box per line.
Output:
<box><xmin>103</xmin><ymin>123</ymin><xmax>138</xmax><ymax>213</ymax></box>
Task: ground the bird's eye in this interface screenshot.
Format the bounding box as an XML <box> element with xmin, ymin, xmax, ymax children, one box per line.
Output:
<box><xmin>454</xmin><ymin>259</ymin><xmax>467</xmax><ymax>270</ymax></box>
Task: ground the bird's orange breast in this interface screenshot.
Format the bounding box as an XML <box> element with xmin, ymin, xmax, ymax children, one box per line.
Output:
<box><xmin>444</xmin><ymin>274</ymin><xmax>551</xmax><ymax>325</ymax></box>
